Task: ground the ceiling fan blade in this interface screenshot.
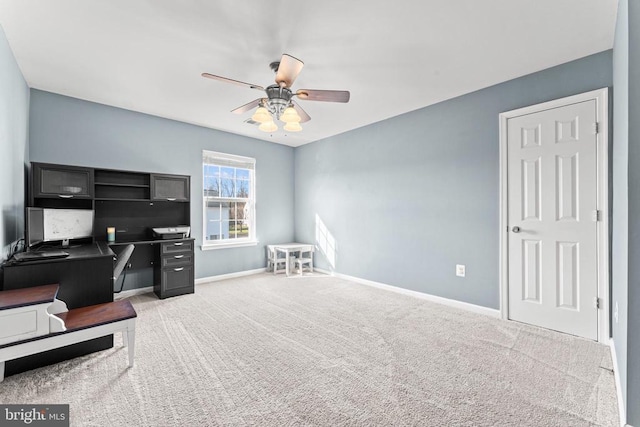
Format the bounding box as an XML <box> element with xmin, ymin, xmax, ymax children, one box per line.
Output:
<box><xmin>275</xmin><ymin>54</ymin><xmax>304</xmax><ymax>88</ymax></box>
<box><xmin>201</xmin><ymin>73</ymin><xmax>264</xmax><ymax>91</ymax></box>
<box><xmin>292</xmin><ymin>101</ymin><xmax>311</xmax><ymax>123</ymax></box>
<box><xmin>231</xmin><ymin>98</ymin><xmax>263</xmax><ymax>114</ymax></box>
<box><xmin>295</xmin><ymin>89</ymin><xmax>350</xmax><ymax>103</ymax></box>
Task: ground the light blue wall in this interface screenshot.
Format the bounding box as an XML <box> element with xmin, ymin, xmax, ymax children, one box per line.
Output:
<box><xmin>294</xmin><ymin>51</ymin><xmax>612</xmax><ymax>310</ymax></box>
<box><xmin>626</xmin><ymin>0</ymin><xmax>640</xmax><ymax>423</ymax></box>
<box><xmin>612</xmin><ymin>0</ymin><xmax>629</xmax><ymax>417</ymax></box>
<box><xmin>28</xmin><ymin>90</ymin><xmax>294</xmax><ymax>285</ymax></box>
<box><xmin>0</xmin><ymin>24</ymin><xmax>29</xmax><ymax>262</ymax></box>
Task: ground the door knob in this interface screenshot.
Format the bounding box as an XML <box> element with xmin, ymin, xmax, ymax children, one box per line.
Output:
<box><xmin>512</xmin><ymin>226</ymin><xmax>521</xmax><ymax>233</ymax></box>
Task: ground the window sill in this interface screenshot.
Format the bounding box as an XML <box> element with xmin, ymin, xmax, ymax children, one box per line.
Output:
<box><xmin>201</xmin><ymin>240</ymin><xmax>258</xmax><ymax>251</ymax></box>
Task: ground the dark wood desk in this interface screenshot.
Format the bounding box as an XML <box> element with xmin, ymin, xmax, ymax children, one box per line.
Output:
<box><xmin>0</xmin><ymin>242</ymin><xmax>115</xmax><ymax>377</ymax></box>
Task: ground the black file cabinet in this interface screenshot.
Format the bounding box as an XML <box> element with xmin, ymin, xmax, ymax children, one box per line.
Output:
<box><xmin>154</xmin><ymin>239</ymin><xmax>195</xmax><ymax>299</ymax></box>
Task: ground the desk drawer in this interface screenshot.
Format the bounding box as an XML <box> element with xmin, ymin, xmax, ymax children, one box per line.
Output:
<box><xmin>161</xmin><ymin>253</ymin><xmax>193</xmax><ymax>268</ymax></box>
<box><xmin>161</xmin><ymin>240</ymin><xmax>193</xmax><ymax>255</ymax></box>
<box><xmin>160</xmin><ymin>266</ymin><xmax>194</xmax><ymax>295</ymax></box>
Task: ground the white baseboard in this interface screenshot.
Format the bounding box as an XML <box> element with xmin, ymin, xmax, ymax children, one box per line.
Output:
<box><xmin>609</xmin><ymin>338</ymin><xmax>628</xmax><ymax>427</ymax></box>
<box><xmin>115</xmin><ymin>286</ymin><xmax>154</xmax><ymax>300</ymax></box>
<box><xmin>115</xmin><ymin>268</ymin><xmax>267</xmax><ymax>299</ymax></box>
<box><xmin>118</xmin><ymin>266</ymin><xmax>323</xmax><ymax>291</ymax></box>
<box><xmin>316</xmin><ymin>268</ymin><xmax>500</xmax><ymax>318</ymax></box>
<box><xmin>195</xmin><ymin>267</ymin><xmax>266</xmax><ymax>285</ymax></box>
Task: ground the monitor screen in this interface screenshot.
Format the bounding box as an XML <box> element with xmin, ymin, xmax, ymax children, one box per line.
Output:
<box><xmin>27</xmin><ymin>207</ymin><xmax>94</xmax><ymax>247</ymax></box>
<box><xmin>26</xmin><ymin>207</ymin><xmax>44</xmax><ymax>247</ymax></box>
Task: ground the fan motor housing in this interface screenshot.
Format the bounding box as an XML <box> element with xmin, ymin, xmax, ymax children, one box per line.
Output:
<box><xmin>264</xmin><ymin>85</ymin><xmax>293</xmax><ymax>119</ymax></box>
<box><xmin>265</xmin><ymin>85</ymin><xmax>293</xmax><ymax>103</ymax></box>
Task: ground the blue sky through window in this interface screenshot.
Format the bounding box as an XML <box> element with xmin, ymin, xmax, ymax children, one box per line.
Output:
<box><xmin>203</xmin><ymin>164</ymin><xmax>251</xmax><ymax>198</ymax></box>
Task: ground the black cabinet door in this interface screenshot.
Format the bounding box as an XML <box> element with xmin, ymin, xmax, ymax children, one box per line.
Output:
<box><xmin>32</xmin><ymin>163</ymin><xmax>94</xmax><ymax>199</ymax></box>
<box><xmin>150</xmin><ymin>174</ymin><xmax>190</xmax><ymax>201</ymax></box>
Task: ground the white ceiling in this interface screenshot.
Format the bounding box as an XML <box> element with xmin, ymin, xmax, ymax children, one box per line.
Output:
<box><xmin>0</xmin><ymin>1</ymin><xmax>618</xmax><ymax>147</ymax></box>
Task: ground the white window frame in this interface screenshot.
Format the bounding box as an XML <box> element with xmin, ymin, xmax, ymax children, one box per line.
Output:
<box><xmin>202</xmin><ymin>150</ymin><xmax>257</xmax><ymax>250</ymax></box>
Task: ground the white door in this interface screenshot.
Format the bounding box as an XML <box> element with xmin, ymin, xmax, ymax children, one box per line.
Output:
<box><xmin>507</xmin><ymin>99</ymin><xmax>598</xmax><ymax>340</ymax></box>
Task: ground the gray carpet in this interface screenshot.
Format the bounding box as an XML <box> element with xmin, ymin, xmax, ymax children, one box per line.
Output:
<box><xmin>0</xmin><ymin>273</ymin><xmax>619</xmax><ymax>426</ymax></box>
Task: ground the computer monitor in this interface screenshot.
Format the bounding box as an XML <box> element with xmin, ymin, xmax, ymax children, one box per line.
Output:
<box><xmin>26</xmin><ymin>207</ymin><xmax>94</xmax><ymax>248</ymax></box>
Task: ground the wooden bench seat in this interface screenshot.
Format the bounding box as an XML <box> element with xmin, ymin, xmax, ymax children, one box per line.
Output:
<box><xmin>0</xmin><ymin>287</ymin><xmax>136</xmax><ymax>382</ymax></box>
<box><xmin>0</xmin><ymin>284</ymin><xmax>61</xmax><ymax>311</ymax></box>
<box><xmin>54</xmin><ymin>300</ymin><xmax>137</xmax><ymax>334</ymax></box>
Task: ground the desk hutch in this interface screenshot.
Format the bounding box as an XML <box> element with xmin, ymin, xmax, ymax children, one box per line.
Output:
<box><xmin>29</xmin><ymin>162</ymin><xmax>195</xmax><ymax>298</ymax></box>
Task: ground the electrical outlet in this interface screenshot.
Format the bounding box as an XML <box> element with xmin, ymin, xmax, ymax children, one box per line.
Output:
<box><xmin>456</xmin><ymin>264</ymin><xmax>466</xmax><ymax>277</ymax></box>
<box><xmin>614</xmin><ymin>301</ymin><xmax>619</xmax><ymax>324</ymax></box>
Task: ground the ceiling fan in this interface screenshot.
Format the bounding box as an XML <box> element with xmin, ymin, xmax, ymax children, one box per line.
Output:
<box><xmin>202</xmin><ymin>54</ymin><xmax>350</xmax><ymax>133</ymax></box>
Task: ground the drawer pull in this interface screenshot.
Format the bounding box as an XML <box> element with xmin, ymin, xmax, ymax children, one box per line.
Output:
<box><xmin>167</xmin><ymin>198</ymin><xmax>176</xmax><ymax>201</ymax></box>
<box><xmin>58</xmin><ymin>194</ymin><xmax>74</xmax><ymax>199</ymax></box>
<box><xmin>174</xmin><ymin>255</ymin><xmax>184</xmax><ymax>259</ymax></box>
<box><xmin>174</xmin><ymin>267</ymin><xmax>184</xmax><ymax>272</ymax></box>
<box><xmin>174</xmin><ymin>242</ymin><xmax>184</xmax><ymax>246</ymax></box>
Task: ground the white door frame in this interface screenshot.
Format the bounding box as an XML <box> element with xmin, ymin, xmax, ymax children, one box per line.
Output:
<box><xmin>499</xmin><ymin>88</ymin><xmax>609</xmax><ymax>344</ymax></box>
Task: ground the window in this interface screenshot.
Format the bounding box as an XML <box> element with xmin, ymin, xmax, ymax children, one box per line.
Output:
<box><xmin>202</xmin><ymin>150</ymin><xmax>256</xmax><ymax>249</ymax></box>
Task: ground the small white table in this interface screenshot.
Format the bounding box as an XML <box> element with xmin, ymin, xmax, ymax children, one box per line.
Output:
<box><xmin>272</xmin><ymin>243</ymin><xmax>314</xmax><ymax>276</ymax></box>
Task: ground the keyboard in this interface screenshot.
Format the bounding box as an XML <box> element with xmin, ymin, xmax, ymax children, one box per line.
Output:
<box><xmin>13</xmin><ymin>250</ymin><xmax>70</xmax><ymax>262</ymax></box>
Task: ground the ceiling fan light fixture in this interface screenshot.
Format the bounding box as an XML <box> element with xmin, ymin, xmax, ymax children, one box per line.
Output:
<box><xmin>202</xmin><ymin>53</ymin><xmax>351</xmax><ymax>135</ymax></box>
<box><xmin>259</xmin><ymin>120</ymin><xmax>278</xmax><ymax>132</ymax></box>
<box><xmin>284</xmin><ymin>122</ymin><xmax>302</xmax><ymax>132</ymax></box>
<box><xmin>280</xmin><ymin>106</ymin><xmax>301</xmax><ymax>123</ymax></box>
<box><xmin>251</xmin><ymin>106</ymin><xmax>271</xmax><ymax>123</ymax></box>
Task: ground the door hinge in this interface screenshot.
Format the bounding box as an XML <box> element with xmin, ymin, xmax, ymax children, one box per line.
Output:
<box><xmin>592</xmin><ymin>210</ymin><xmax>601</xmax><ymax>222</ymax></box>
<box><xmin>593</xmin><ymin>122</ymin><xmax>599</xmax><ymax>134</ymax></box>
<box><xmin>594</xmin><ymin>297</ymin><xmax>601</xmax><ymax>309</ymax></box>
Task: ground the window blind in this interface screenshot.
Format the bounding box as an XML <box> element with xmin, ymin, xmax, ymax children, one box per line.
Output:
<box><xmin>203</xmin><ymin>150</ymin><xmax>255</xmax><ymax>170</ymax></box>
